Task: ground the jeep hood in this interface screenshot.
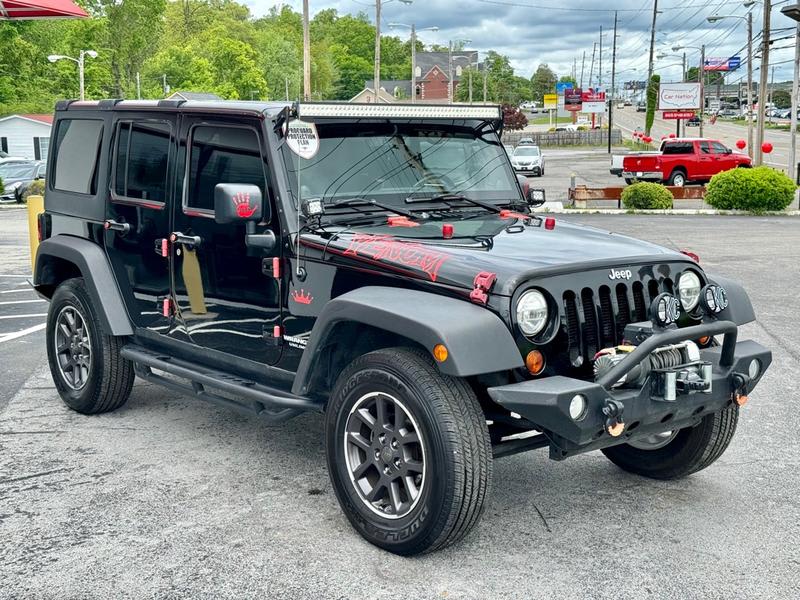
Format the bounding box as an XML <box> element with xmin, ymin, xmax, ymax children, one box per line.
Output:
<box><xmin>302</xmin><ymin>217</ymin><xmax>693</xmax><ymax>296</ymax></box>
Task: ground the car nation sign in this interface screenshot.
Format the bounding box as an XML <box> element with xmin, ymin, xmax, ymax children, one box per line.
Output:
<box><xmin>658</xmin><ymin>83</ymin><xmax>702</xmax><ymax>110</ymax></box>
<box><xmin>581</xmin><ymin>88</ymin><xmax>606</xmax><ymax>113</ymax></box>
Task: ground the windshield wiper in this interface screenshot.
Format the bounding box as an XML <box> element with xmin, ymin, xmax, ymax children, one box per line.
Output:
<box><xmin>330</xmin><ymin>197</ymin><xmax>417</xmax><ymax>219</ymax></box>
<box><xmin>405</xmin><ymin>193</ymin><xmax>502</xmax><ymax>214</ymax></box>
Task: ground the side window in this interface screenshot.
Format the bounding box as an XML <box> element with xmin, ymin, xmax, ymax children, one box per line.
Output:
<box><xmin>700</xmin><ymin>142</ymin><xmax>713</xmax><ymax>154</ymax></box>
<box><xmin>710</xmin><ymin>141</ymin><xmax>728</xmax><ymax>154</ymax></box>
<box><xmin>185</xmin><ymin>126</ymin><xmax>266</xmax><ymax>213</ymax></box>
<box><xmin>662</xmin><ymin>142</ymin><xmax>693</xmax><ymax>155</ymax></box>
<box><xmin>52</xmin><ymin>119</ymin><xmax>103</xmax><ymax>194</ymax></box>
<box><xmin>113</xmin><ymin>121</ymin><xmax>171</xmax><ymax>203</ymax></box>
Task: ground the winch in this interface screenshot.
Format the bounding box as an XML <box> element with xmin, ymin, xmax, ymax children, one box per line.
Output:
<box><xmin>593</xmin><ymin>339</ymin><xmax>713</xmax><ymax>401</ymax></box>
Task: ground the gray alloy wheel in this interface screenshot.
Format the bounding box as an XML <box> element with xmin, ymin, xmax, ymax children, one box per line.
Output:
<box><xmin>627</xmin><ymin>430</ymin><xmax>678</xmax><ymax>451</ymax></box>
<box><xmin>53</xmin><ymin>305</ymin><xmax>93</xmax><ymax>390</ymax></box>
<box><xmin>344</xmin><ymin>391</ymin><xmax>426</xmax><ymax>519</ymax></box>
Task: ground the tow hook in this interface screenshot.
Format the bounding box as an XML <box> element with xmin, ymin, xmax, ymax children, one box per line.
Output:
<box><xmin>731</xmin><ymin>372</ymin><xmax>751</xmax><ymax>407</ymax></box>
<box><xmin>602</xmin><ymin>398</ymin><xmax>625</xmax><ymax>437</ymax></box>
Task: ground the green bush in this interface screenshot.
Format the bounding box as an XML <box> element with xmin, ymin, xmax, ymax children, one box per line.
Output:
<box><xmin>0</xmin><ymin>176</ymin><xmax>4</xmax><ymax>196</ymax></box>
<box><xmin>621</xmin><ymin>182</ymin><xmax>673</xmax><ymax>209</ymax></box>
<box><xmin>705</xmin><ymin>166</ymin><xmax>796</xmax><ymax>214</ymax></box>
<box><xmin>21</xmin><ymin>178</ymin><xmax>45</xmax><ymax>203</ymax></box>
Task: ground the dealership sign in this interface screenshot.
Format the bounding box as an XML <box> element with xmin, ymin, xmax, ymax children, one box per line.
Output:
<box><xmin>581</xmin><ymin>88</ymin><xmax>606</xmax><ymax>113</ymax></box>
<box><xmin>543</xmin><ymin>93</ymin><xmax>558</xmax><ymax>109</ymax></box>
<box><xmin>663</xmin><ymin>111</ymin><xmax>695</xmax><ymax>120</ymax></box>
<box><xmin>704</xmin><ymin>56</ymin><xmax>741</xmax><ymax>71</ymax></box>
<box><xmin>658</xmin><ymin>83</ymin><xmax>702</xmax><ymax>110</ymax></box>
<box><xmin>564</xmin><ymin>88</ymin><xmax>582</xmax><ymax>111</ymax></box>
<box><xmin>556</xmin><ymin>82</ymin><xmax>574</xmax><ymax>94</ymax></box>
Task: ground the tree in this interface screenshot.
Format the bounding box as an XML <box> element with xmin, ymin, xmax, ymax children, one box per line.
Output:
<box><xmin>530</xmin><ymin>64</ymin><xmax>557</xmax><ymax>101</ymax></box>
<box><xmin>771</xmin><ymin>89</ymin><xmax>791</xmax><ymax>109</ymax></box>
<box><xmin>502</xmin><ymin>103</ymin><xmax>528</xmax><ymax>130</ymax></box>
<box><xmin>558</xmin><ymin>74</ymin><xmax>577</xmax><ymax>87</ymax></box>
<box><xmin>685</xmin><ymin>66</ymin><xmax>724</xmax><ymax>86</ymax></box>
<box><xmin>645</xmin><ymin>74</ymin><xmax>660</xmax><ymax>135</ymax></box>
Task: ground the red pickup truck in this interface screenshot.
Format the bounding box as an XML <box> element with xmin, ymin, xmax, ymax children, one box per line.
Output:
<box><xmin>622</xmin><ymin>138</ymin><xmax>751</xmax><ymax>186</ymax></box>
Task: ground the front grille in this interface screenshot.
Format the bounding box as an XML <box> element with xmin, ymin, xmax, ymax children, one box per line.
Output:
<box><xmin>563</xmin><ymin>278</ymin><xmax>673</xmax><ymax>367</ymax></box>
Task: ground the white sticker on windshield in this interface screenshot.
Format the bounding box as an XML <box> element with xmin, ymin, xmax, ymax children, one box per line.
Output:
<box><xmin>286</xmin><ymin>119</ymin><xmax>320</xmax><ymax>160</ymax></box>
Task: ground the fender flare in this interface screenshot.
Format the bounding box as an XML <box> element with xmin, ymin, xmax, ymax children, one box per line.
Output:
<box><xmin>705</xmin><ymin>272</ymin><xmax>755</xmax><ymax>326</ymax></box>
<box><xmin>34</xmin><ymin>235</ymin><xmax>134</xmax><ymax>336</ymax></box>
<box><xmin>291</xmin><ymin>286</ymin><xmax>524</xmax><ymax>396</ymax></box>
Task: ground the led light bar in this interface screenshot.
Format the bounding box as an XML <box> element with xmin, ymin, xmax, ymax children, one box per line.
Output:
<box><xmin>297</xmin><ymin>102</ymin><xmax>502</xmax><ymax>121</ymax></box>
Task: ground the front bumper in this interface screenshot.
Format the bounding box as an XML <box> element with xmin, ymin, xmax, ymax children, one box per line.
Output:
<box><xmin>487</xmin><ymin>320</ymin><xmax>772</xmax><ymax>460</ymax></box>
<box><xmin>514</xmin><ymin>166</ymin><xmax>542</xmax><ymax>175</ymax></box>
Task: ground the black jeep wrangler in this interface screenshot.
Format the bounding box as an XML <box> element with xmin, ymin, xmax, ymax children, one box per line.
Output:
<box><xmin>34</xmin><ymin>100</ymin><xmax>771</xmax><ymax>555</ymax></box>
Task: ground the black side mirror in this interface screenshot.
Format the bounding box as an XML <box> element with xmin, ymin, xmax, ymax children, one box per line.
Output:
<box><xmin>214</xmin><ymin>183</ymin><xmax>267</xmax><ymax>224</ymax></box>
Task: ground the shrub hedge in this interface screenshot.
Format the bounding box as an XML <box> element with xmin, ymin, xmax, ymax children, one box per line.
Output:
<box><xmin>705</xmin><ymin>166</ymin><xmax>796</xmax><ymax>213</ymax></box>
<box><xmin>21</xmin><ymin>178</ymin><xmax>45</xmax><ymax>203</ymax></box>
<box><xmin>0</xmin><ymin>176</ymin><xmax>4</xmax><ymax>196</ymax></box>
<box><xmin>621</xmin><ymin>181</ymin><xmax>673</xmax><ymax>209</ymax></box>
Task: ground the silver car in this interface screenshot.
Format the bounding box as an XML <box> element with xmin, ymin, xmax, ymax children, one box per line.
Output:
<box><xmin>510</xmin><ymin>145</ymin><xmax>545</xmax><ymax>176</ymax></box>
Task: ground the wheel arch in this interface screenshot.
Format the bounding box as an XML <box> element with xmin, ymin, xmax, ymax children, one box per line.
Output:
<box><xmin>291</xmin><ymin>286</ymin><xmax>524</xmax><ymax>400</ymax></box>
<box><xmin>34</xmin><ymin>235</ymin><xmax>133</xmax><ymax>336</ymax></box>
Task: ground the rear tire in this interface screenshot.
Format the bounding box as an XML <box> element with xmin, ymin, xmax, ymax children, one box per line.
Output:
<box><xmin>668</xmin><ymin>170</ymin><xmax>687</xmax><ymax>187</ymax></box>
<box><xmin>601</xmin><ymin>405</ymin><xmax>739</xmax><ymax>480</ymax></box>
<box><xmin>325</xmin><ymin>347</ymin><xmax>492</xmax><ymax>555</ymax></box>
<box><xmin>46</xmin><ymin>278</ymin><xmax>135</xmax><ymax>414</ymax></box>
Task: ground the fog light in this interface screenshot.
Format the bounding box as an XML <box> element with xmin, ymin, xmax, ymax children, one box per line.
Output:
<box><xmin>748</xmin><ymin>359</ymin><xmax>761</xmax><ymax>380</ymax></box>
<box><xmin>432</xmin><ymin>344</ymin><xmax>448</xmax><ymax>363</ymax></box>
<box><xmin>569</xmin><ymin>394</ymin><xmax>587</xmax><ymax>421</ymax></box>
<box><xmin>525</xmin><ymin>350</ymin><xmax>545</xmax><ymax>375</ymax></box>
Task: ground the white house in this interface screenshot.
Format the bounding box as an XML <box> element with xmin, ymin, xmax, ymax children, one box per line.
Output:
<box><xmin>0</xmin><ymin>114</ymin><xmax>53</xmax><ymax>161</ymax></box>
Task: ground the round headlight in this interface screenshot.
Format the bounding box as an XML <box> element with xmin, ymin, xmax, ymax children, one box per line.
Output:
<box><xmin>516</xmin><ymin>290</ymin><xmax>549</xmax><ymax>337</ymax></box>
<box><xmin>678</xmin><ymin>271</ymin><xmax>701</xmax><ymax>310</ymax></box>
<box><xmin>569</xmin><ymin>394</ymin><xmax>587</xmax><ymax>421</ymax></box>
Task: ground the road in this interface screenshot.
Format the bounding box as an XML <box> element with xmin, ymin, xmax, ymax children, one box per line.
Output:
<box><xmin>1</xmin><ymin>209</ymin><xmax>798</xmax><ymax>599</ymax></box>
<box><xmin>613</xmin><ymin>107</ymin><xmax>796</xmax><ymax>173</ymax></box>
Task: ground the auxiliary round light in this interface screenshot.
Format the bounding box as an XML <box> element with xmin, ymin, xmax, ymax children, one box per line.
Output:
<box><xmin>651</xmin><ymin>293</ymin><xmax>681</xmax><ymax>327</ymax></box>
<box><xmin>516</xmin><ymin>290</ymin><xmax>549</xmax><ymax>337</ymax></box>
<box><xmin>432</xmin><ymin>344</ymin><xmax>449</xmax><ymax>363</ymax></box>
<box><xmin>700</xmin><ymin>284</ymin><xmax>729</xmax><ymax>315</ymax></box>
<box><xmin>525</xmin><ymin>350</ymin><xmax>546</xmax><ymax>375</ymax></box>
<box><xmin>677</xmin><ymin>271</ymin><xmax>702</xmax><ymax>311</ymax></box>
<box><xmin>748</xmin><ymin>358</ymin><xmax>761</xmax><ymax>380</ymax></box>
<box><xmin>569</xmin><ymin>394</ymin><xmax>588</xmax><ymax>421</ymax></box>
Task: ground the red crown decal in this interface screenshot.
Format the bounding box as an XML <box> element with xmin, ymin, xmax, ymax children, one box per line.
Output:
<box><xmin>233</xmin><ymin>191</ymin><xmax>257</xmax><ymax>218</ymax></box>
<box><xmin>291</xmin><ymin>289</ymin><xmax>313</xmax><ymax>305</ymax></box>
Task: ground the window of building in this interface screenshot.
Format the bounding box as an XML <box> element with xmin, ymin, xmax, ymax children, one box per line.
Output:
<box><xmin>415</xmin><ymin>66</ymin><xmax>422</xmax><ymax>78</ymax></box>
<box><xmin>33</xmin><ymin>136</ymin><xmax>49</xmax><ymax>161</ymax></box>
<box><xmin>185</xmin><ymin>126</ymin><xmax>266</xmax><ymax>213</ymax></box>
<box><xmin>113</xmin><ymin>121</ymin><xmax>171</xmax><ymax>203</ymax></box>
<box><xmin>52</xmin><ymin>119</ymin><xmax>103</xmax><ymax>194</ymax></box>
<box><xmin>0</xmin><ymin>137</ymin><xmax>8</xmax><ymax>154</ymax></box>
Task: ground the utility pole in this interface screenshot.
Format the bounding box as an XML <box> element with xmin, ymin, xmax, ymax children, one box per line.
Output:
<box><xmin>303</xmin><ymin>0</ymin><xmax>311</xmax><ymax>101</ymax></box>
<box><xmin>647</xmin><ymin>0</ymin><xmax>659</xmax><ymax>85</ymax></box>
<box><xmin>162</xmin><ymin>73</ymin><xmax>168</xmax><ymax>97</ymax></box>
<box><xmin>573</xmin><ymin>57</ymin><xmax>577</xmax><ymax>82</ymax></box>
<box><xmin>374</xmin><ymin>0</ymin><xmax>382</xmax><ymax>99</ymax></box>
<box><xmin>589</xmin><ymin>42</ymin><xmax>597</xmax><ymax>89</ymax></box>
<box><xmin>755</xmin><ymin>0</ymin><xmax>771</xmax><ymax>165</ymax></box>
<box><xmin>747</xmin><ymin>11</ymin><xmax>754</xmax><ymax>157</ymax></box>
<box><xmin>285</xmin><ymin>76</ymin><xmax>290</xmax><ymax>101</ymax></box>
<box><xmin>608</xmin><ymin>11</ymin><xmax>618</xmax><ymax>154</ymax></box>
<box><xmin>448</xmin><ymin>41</ymin><xmax>453</xmax><ymax>103</ymax></box>
<box><xmin>699</xmin><ymin>44</ymin><xmax>706</xmax><ymax>137</ymax></box>
<box><xmin>580</xmin><ymin>50</ymin><xmax>586</xmax><ymax>89</ymax></box>
<box><xmin>768</xmin><ymin>66</ymin><xmax>775</xmax><ymax>124</ymax></box>
<box><xmin>789</xmin><ymin>16</ymin><xmax>800</xmax><ymax>182</ymax></box>
<box><xmin>599</xmin><ymin>26</ymin><xmax>603</xmax><ymax>90</ymax></box>
<box><xmin>410</xmin><ymin>23</ymin><xmax>417</xmax><ymax>103</ymax></box>
<box><xmin>483</xmin><ymin>62</ymin><xmax>488</xmax><ymax>103</ymax></box>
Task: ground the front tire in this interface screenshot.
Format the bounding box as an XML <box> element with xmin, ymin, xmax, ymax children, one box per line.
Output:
<box><xmin>325</xmin><ymin>347</ymin><xmax>492</xmax><ymax>555</ymax></box>
<box><xmin>46</xmin><ymin>278</ymin><xmax>135</xmax><ymax>414</ymax></box>
<box><xmin>601</xmin><ymin>405</ymin><xmax>739</xmax><ymax>480</ymax></box>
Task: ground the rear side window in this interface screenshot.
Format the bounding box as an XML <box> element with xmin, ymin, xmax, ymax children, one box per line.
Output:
<box><xmin>662</xmin><ymin>142</ymin><xmax>694</xmax><ymax>155</ymax></box>
<box><xmin>52</xmin><ymin>119</ymin><xmax>103</xmax><ymax>194</ymax></box>
<box><xmin>186</xmin><ymin>126</ymin><xmax>265</xmax><ymax>213</ymax></box>
<box><xmin>113</xmin><ymin>121</ymin><xmax>171</xmax><ymax>203</ymax></box>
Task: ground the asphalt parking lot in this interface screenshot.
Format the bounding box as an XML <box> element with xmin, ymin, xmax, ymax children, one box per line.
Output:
<box><xmin>1</xmin><ymin>206</ymin><xmax>798</xmax><ymax>599</ymax></box>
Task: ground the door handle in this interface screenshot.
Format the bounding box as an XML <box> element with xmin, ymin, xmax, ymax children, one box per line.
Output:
<box><xmin>104</xmin><ymin>219</ymin><xmax>130</xmax><ymax>234</ymax></box>
<box><xmin>170</xmin><ymin>232</ymin><xmax>202</xmax><ymax>249</ymax></box>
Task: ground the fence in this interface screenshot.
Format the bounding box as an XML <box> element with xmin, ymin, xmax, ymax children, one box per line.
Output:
<box><xmin>503</xmin><ymin>129</ymin><xmax>623</xmax><ymax>147</ymax></box>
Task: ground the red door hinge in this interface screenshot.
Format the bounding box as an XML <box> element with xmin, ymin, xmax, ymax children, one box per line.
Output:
<box><xmin>470</xmin><ymin>271</ymin><xmax>497</xmax><ymax>305</ymax></box>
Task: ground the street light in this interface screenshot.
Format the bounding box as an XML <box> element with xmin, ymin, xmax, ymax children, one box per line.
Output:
<box><xmin>48</xmin><ymin>50</ymin><xmax>98</xmax><ymax>101</ymax></box>
<box><xmin>448</xmin><ymin>38</ymin><xmax>472</xmax><ymax>104</ymax></box>
<box><xmin>707</xmin><ymin>12</ymin><xmax>754</xmax><ymax>157</ymax></box>
<box><xmin>389</xmin><ymin>22</ymin><xmax>439</xmax><ymax>103</ymax></box>
<box><xmin>673</xmin><ymin>44</ymin><xmax>706</xmax><ymax>136</ymax></box>
<box><xmin>781</xmin><ymin>3</ymin><xmax>800</xmax><ymax>182</ymax></box>
<box><xmin>373</xmin><ymin>0</ymin><xmax>412</xmax><ymax>100</ymax></box>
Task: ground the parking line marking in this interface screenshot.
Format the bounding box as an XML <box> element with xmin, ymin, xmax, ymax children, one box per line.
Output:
<box><xmin>0</xmin><ymin>288</ymin><xmax>34</xmax><ymax>294</ymax></box>
<box><xmin>0</xmin><ymin>299</ymin><xmax>44</xmax><ymax>305</ymax></box>
<box><xmin>0</xmin><ymin>274</ymin><xmax>31</xmax><ymax>278</ymax></box>
<box><xmin>0</xmin><ymin>314</ymin><xmax>47</xmax><ymax>320</ymax></box>
<box><xmin>0</xmin><ymin>323</ymin><xmax>46</xmax><ymax>343</ymax></box>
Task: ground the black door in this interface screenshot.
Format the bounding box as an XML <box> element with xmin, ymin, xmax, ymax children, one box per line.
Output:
<box><xmin>170</xmin><ymin>117</ymin><xmax>282</xmax><ymax>365</ymax></box>
<box><xmin>104</xmin><ymin>115</ymin><xmax>175</xmax><ymax>334</ymax></box>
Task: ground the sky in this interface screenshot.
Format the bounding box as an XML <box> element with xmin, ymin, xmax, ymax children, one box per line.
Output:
<box><xmin>247</xmin><ymin>1</ymin><xmax>799</xmax><ymax>87</ymax></box>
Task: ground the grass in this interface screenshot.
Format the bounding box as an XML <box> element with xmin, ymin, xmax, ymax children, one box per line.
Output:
<box><xmin>529</xmin><ymin>115</ymin><xmax>574</xmax><ymax>125</ymax></box>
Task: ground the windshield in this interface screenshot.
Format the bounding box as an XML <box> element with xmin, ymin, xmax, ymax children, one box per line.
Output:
<box><xmin>282</xmin><ymin>122</ymin><xmax>519</xmax><ymax>207</ymax></box>
<box><xmin>0</xmin><ymin>164</ymin><xmax>36</xmax><ymax>179</ymax></box>
<box><xmin>513</xmin><ymin>147</ymin><xmax>540</xmax><ymax>157</ymax></box>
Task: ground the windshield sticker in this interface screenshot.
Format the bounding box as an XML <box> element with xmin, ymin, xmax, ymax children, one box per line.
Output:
<box><xmin>286</xmin><ymin>119</ymin><xmax>320</xmax><ymax>159</ymax></box>
<box><xmin>343</xmin><ymin>234</ymin><xmax>449</xmax><ymax>282</ymax></box>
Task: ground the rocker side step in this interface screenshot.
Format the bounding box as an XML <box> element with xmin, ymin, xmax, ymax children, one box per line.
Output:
<box><xmin>121</xmin><ymin>344</ymin><xmax>320</xmax><ymax>423</ymax></box>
